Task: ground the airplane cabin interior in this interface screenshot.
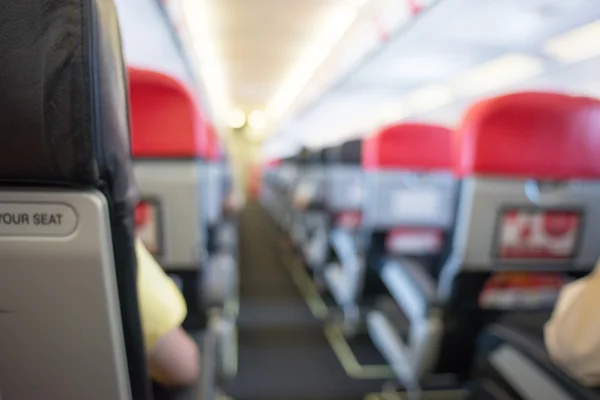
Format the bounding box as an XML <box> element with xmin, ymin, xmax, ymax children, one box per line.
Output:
<box><xmin>2</xmin><ymin>0</ymin><xmax>600</xmax><ymax>399</ymax></box>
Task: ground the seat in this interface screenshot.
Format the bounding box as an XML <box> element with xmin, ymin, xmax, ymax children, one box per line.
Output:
<box><xmin>323</xmin><ymin>139</ymin><xmax>363</xmax><ymax>222</ymax></box>
<box><xmin>290</xmin><ymin>149</ymin><xmax>327</xmax><ymax>257</ymax></box>
<box><xmin>275</xmin><ymin>155</ymin><xmax>299</xmax><ymax>230</ymax></box>
<box><xmin>472</xmin><ymin>315</ymin><xmax>600</xmax><ymax>400</ymax></box>
<box><xmin>266</xmin><ymin>157</ymin><xmax>287</xmax><ymax>227</ymax></box>
<box><xmin>203</xmin><ymin>124</ymin><xmax>237</xmax><ymax>258</ymax></box>
<box><xmin>367</xmin><ymin>92</ymin><xmax>600</xmax><ymax>391</ymax></box>
<box><xmin>129</xmin><ymin>68</ymin><xmax>237</xmax><ymax>323</ymax></box>
<box><xmin>362</xmin><ymin>123</ymin><xmax>455</xmax><ymax>268</ymax></box>
<box><xmin>288</xmin><ymin>149</ymin><xmax>311</xmax><ymax>246</ymax></box>
<box><xmin>324</xmin><ymin>124</ymin><xmax>455</xmax><ymax>331</ymax></box>
<box><xmin>259</xmin><ymin>158</ymin><xmax>282</xmax><ymax>214</ymax></box>
<box><xmin>129</xmin><ymin>68</ymin><xmax>206</xmax><ymax>324</ymax></box>
<box><xmin>0</xmin><ymin>1</ymin><xmax>150</xmax><ymax>398</ymax></box>
<box><xmin>301</xmin><ymin>140</ymin><xmax>364</xmax><ymax>289</ymax></box>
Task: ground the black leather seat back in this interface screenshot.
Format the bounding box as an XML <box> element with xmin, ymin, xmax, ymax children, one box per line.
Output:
<box><xmin>324</xmin><ymin>139</ymin><xmax>363</xmax><ymax>218</ymax></box>
<box><xmin>339</xmin><ymin>139</ymin><xmax>362</xmax><ymax>165</ymax></box>
<box><xmin>0</xmin><ymin>1</ymin><xmax>149</xmax><ymax>399</ymax></box>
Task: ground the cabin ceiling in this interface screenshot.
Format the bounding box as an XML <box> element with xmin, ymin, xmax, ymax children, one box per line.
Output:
<box><xmin>114</xmin><ymin>0</ymin><xmax>600</xmax><ymax>159</ymax></box>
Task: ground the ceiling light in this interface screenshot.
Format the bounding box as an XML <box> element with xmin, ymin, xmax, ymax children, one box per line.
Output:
<box><xmin>247</xmin><ymin>110</ymin><xmax>268</xmax><ymax>130</ymax></box>
<box><xmin>227</xmin><ymin>109</ymin><xmax>246</xmax><ymax>129</ymax></box>
<box><xmin>544</xmin><ymin>20</ymin><xmax>600</xmax><ymax>63</ymax></box>
<box><xmin>407</xmin><ymin>84</ymin><xmax>454</xmax><ymax>114</ymax></box>
<box><xmin>267</xmin><ymin>2</ymin><xmax>367</xmax><ymax>119</ymax></box>
<box><xmin>182</xmin><ymin>0</ymin><xmax>228</xmax><ymax>119</ymax></box>
<box><xmin>451</xmin><ymin>53</ymin><xmax>543</xmax><ymax>97</ymax></box>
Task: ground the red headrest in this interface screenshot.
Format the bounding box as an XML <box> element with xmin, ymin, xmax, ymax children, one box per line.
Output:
<box><xmin>456</xmin><ymin>92</ymin><xmax>600</xmax><ymax>179</ymax></box>
<box><xmin>128</xmin><ymin>67</ymin><xmax>208</xmax><ymax>158</ymax></box>
<box><xmin>362</xmin><ymin>123</ymin><xmax>453</xmax><ymax>170</ymax></box>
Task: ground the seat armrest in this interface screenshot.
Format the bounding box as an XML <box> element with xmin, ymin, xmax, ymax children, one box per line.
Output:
<box><xmin>330</xmin><ymin>228</ymin><xmax>360</xmax><ymax>269</ymax></box>
<box><xmin>328</xmin><ymin>228</ymin><xmax>364</xmax><ymax>306</ymax></box>
<box><xmin>369</xmin><ymin>258</ymin><xmax>443</xmax><ymax>387</ymax></box>
<box><xmin>380</xmin><ymin>258</ymin><xmax>438</xmax><ymax>322</ymax></box>
<box><xmin>478</xmin><ymin>321</ymin><xmax>599</xmax><ymax>400</ymax></box>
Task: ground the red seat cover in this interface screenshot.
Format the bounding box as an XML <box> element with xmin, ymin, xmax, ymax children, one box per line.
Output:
<box><xmin>455</xmin><ymin>92</ymin><xmax>600</xmax><ymax>179</ymax></box>
<box><xmin>128</xmin><ymin>67</ymin><xmax>208</xmax><ymax>158</ymax></box>
<box><xmin>362</xmin><ymin>122</ymin><xmax>453</xmax><ymax>170</ymax></box>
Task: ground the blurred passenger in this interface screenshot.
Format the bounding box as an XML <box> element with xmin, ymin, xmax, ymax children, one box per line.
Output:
<box><xmin>545</xmin><ymin>265</ymin><xmax>600</xmax><ymax>386</ymax></box>
<box><xmin>292</xmin><ymin>179</ymin><xmax>316</xmax><ymax>210</ymax></box>
<box><xmin>136</xmin><ymin>238</ymin><xmax>200</xmax><ymax>386</ymax></box>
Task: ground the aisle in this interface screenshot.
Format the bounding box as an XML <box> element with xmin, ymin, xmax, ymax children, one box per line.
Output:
<box><xmin>224</xmin><ymin>202</ymin><xmax>388</xmax><ymax>400</ymax></box>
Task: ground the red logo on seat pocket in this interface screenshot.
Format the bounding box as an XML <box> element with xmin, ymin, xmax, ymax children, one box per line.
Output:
<box><xmin>336</xmin><ymin>211</ymin><xmax>362</xmax><ymax>229</ymax></box>
<box><xmin>543</xmin><ymin>212</ymin><xmax>578</xmax><ymax>237</ymax></box>
<box><xmin>498</xmin><ymin>209</ymin><xmax>580</xmax><ymax>259</ymax></box>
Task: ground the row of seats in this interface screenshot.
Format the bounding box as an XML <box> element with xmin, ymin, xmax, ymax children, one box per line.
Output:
<box><xmin>259</xmin><ymin>91</ymin><xmax>600</xmax><ymax>398</ymax></box>
<box><xmin>0</xmin><ymin>1</ymin><xmax>238</xmax><ymax>399</ymax></box>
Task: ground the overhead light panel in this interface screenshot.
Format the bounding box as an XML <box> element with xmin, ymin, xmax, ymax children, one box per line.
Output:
<box><xmin>407</xmin><ymin>84</ymin><xmax>454</xmax><ymax>114</ymax></box>
<box><xmin>182</xmin><ymin>0</ymin><xmax>228</xmax><ymax>118</ymax></box>
<box><xmin>451</xmin><ymin>53</ymin><xmax>543</xmax><ymax>97</ymax></box>
<box><xmin>544</xmin><ymin>20</ymin><xmax>600</xmax><ymax>63</ymax></box>
<box><xmin>267</xmin><ymin>1</ymin><xmax>367</xmax><ymax>119</ymax></box>
<box><xmin>227</xmin><ymin>109</ymin><xmax>246</xmax><ymax>129</ymax></box>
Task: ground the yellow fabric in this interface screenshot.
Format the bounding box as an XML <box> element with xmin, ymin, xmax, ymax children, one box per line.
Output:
<box><xmin>135</xmin><ymin>238</ymin><xmax>187</xmax><ymax>352</ymax></box>
<box><xmin>545</xmin><ymin>265</ymin><xmax>600</xmax><ymax>386</ymax></box>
